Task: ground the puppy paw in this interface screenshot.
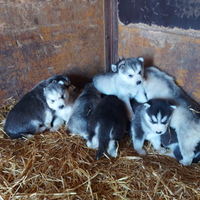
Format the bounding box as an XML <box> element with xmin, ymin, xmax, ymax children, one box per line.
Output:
<box><xmin>136</xmin><ymin>149</ymin><xmax>146</xmax><ymax>156</ymax></box>
<box><xmin>50</xmin><ymin>126</ymin><xmax>60</xmax><ymax>132</ymax></box>
<box><xmin>39</xmin><ymin>126</ymin><xmax>49</xmax><ymax>132</ymax></box>
<box><xmin>81</xmin><ymin>134</ymin><xmax>89</xmax><ymax>140</ymax></box>
<box><xmin>157</xmin><ymin>148</ymin><xmax>167</xmax><ymax>154</ymax></box>
<box><xmin>87</xmin><ymin>138</ymin><xmax>99</xmax><ymax>149</ymax></box>
<box><xmin>179</xmin><ymin>158</ymin><xmax>192</xmax><ymax>166</ymax></box>
<box><xmin>108</xmin><ymin>148</ymin><xmax>118</xmax><ymax>158</ymax></box>
<box><xmin>27</xmin><ymin>134</ymin><xmax>34</xmax><ymax>138</ymax></box>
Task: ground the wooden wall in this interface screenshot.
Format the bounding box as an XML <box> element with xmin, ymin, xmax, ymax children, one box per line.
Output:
<box><xmin>0</xmin><ymin>0</ymin><xmax>105</xmax><ymax>105</ymax></box>
<box><xmin>118</xmin><ymin>0</ymin><xmax>200</xmax><ymax>103</ymax></box>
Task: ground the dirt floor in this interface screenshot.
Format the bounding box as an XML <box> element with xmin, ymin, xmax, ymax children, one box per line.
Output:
<box><xmin>0</xmin><ymin>98</ymin><xmax>200</xmax><ymax>200</ymax></box>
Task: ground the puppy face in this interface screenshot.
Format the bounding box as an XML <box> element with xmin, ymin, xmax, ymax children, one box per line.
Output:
<box><xmin>117</xmin><ymin>57</ymin><xmax>144</xmax><ymax>87</ymax></box>
<box><xmin>144</xmin><ymin>111</ymin><xmax>170</xmax><ymax>135</ymax></box>
<box><xmin>44</xmin><ymin>82</ymin><xmax>69</xmax><ymax>111</ymax></box>
<box><xmin>144</xmin><ymin>99</ymin><xmax>176</xmax><ymax>135</ymax></box>
<box><xmin>111</xmin><ymin>57</ymin><xmax>144</xmax><ymax>87</ymax></box>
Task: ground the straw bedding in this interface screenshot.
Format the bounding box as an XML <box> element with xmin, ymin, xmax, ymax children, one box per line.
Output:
<box><xmin>0</xmin><ymin>98</ymin><xmax>200</xmax><ymax>200</ymax></box>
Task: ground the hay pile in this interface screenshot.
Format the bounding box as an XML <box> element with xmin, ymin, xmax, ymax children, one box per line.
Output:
<box><xmin>0</xmin><ymin>98</ymin><xmax>200</xmax><ymax>200</ymax></box>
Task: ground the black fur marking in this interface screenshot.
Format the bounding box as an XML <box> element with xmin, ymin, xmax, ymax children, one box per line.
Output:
<box><xmin>161</xmin><ymin>127</ymin><xmax>178</xmax><ymax>146</ymax></box>
<box><xmin>89</xmin><ymin>95</ymin><xmax>128</xmax><ymax>160</ymax></box>
<box><xmin>173</xmin><ymin>145</ymin><xmax>183</xmax><ymax>161</ymax></box>
<box><xmin>146</xmin><ymin>99</ymin><xmax>174</xmax><ymax>121</ymax></box>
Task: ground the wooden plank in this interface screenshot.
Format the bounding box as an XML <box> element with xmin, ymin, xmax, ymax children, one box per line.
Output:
<box><xmin>0</xmin><ymin>0</ymin><xmax>105</xmax><ymax>105</ymax></box>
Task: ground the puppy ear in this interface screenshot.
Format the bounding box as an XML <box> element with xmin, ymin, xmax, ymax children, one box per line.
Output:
<box><xmin>138</xmin><ymin>57</ymin><xmax>144</xmax><ymax>63</ymax></box>
<box><xmin>58</xmin><ymin>80</ymin><xmax>64</xmax><ymax>85</ymax></box>
<box><xmin>168</xmin><ymin>100</ymin><xmax>177</xmax><ymax>110</ymax></box>
<box><xmin>69</xmin><ymin>84</ymin><xmax>77</xmax><ymax>92</ymax></box>
<box><xmin>118</xmin><ymin>60</ymin><xmax>126</xmax><ymax>69</ymax></box>
<box><xmin>62</xmin><ymin>75</ymin><xmax>69</xmax><ymax>82</ymax></box>
<box><xmin>170</xmin><ymin>105</ymin><xmax>177</xmax><ymax>110</ymax></box>
<box><xmin>144</xmin><ymin>103</ymin><xmax>151</xmax><ymax>109</ymax></box>
<box><xmin>111</xmin><ymin>64</ymin><xmax>117</xmax><ymax>72</ymax></box>
<box><xmin>43</xmin><ymin>87</ymin><xmax>46</xmax><ymax>96</ymax></box>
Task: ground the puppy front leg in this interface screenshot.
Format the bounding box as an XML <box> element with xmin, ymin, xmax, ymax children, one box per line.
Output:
<box><xmin>150</xmin><ymin>136</ymin><xmax>166</xmax><ymax>154</ymax></box>
<box><xmin>51</xmin><ymin>117</ymin><xmax>65</xmax><ymax>132</ymax></box>
<box><xmin>131</xmin><ymin>124</ymin><xmax>146</xmax><ymax>155</ymax></box>
<box><xmin>44</xmin><ymin>110</ymin><xmax>54</xmax><ymax>129</ymax></box>
<box><xmin>133</xmin><ymin>138</ymin><xmax>146</xmax><ymax>155</ymax></box>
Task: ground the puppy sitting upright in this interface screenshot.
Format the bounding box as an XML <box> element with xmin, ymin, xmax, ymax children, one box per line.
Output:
<box><xmin>87</xmin><ymin>95</ymin><xmax>128</xmax><ymax>160</ymax></box>
<box><xmin>44</xmin><ymin>80</ymin><xmax>75</xmax><ymax>132</ymax></box>
<box><xmin>92</xmin><ymin>57</ymin><xmax>147</xmax><ymax>119</ymax></box>
<box><xmin>131</xmin><ymin>99</ymin><xmax>176</xmax><ymax>156</ymax></box>
<box><xmin>4</xmin><ymin>75</ymin><xmax>73</xmax><ymax>138</ymax></box>
<box><xmin>67</xmin><ymin>83</ymin><xmax>101</xmax><ymax>139</ymax></box>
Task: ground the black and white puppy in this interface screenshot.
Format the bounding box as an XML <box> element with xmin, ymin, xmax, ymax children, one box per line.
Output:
<box><xmin>67</xmin><ymin>83</ymin><xmax>101</xmax><ymax>139</ymax></box>
<box><xmin>131</xmin><ymin>99</ymin><xmax>176</xmax><ymax>156</ymax></box>
<box><xmin>87</xmin><ymin>95</ymin><xmax>128</xmax><ymax>160</ymax></box>
<box><xmin>4</xmin><ymin>75</ymin><xmax>74</xmax><ymax>138</ymax></box>
<box><xmin>143</xmin><ymin>66</ymin><xmax>200</xmax><ymax>166</ymax></box>
<box><xmin>161</xmin><ymin>128</ymin><xmax>200</xmax><ymax>163</ymax></box>
<box><xmin>93</xmin><ymin>57</ymin><xmax>147</xmax><ymax>119</ymax></box>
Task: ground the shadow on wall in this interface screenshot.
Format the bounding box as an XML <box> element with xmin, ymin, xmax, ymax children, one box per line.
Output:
<box><xmin>67</xmin><ymin>74</ymin><xmax>92</xmax><ymax>89</ymax></box>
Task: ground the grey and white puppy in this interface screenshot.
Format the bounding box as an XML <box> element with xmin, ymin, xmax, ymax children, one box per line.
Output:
<box><xmin>4</xmin><ymin>75</ymin><xmax>74</xmax><ymax>138</ymax></box>
<box><xmin>143</xmin><ymin>66</ymin><xmax>200</xmax><ymax>166</ymax></box>
<box><xmin>67</xmin><ymin>83</ymin><xmax>101</xmax><ymax>139</ymax></box>
<box><xmin>44</xmin><ymin>80</ymin><xmax>76</xmax><ymax>132</ymax></box>
<box><xmin>93</xmin><ymin>57</ymin><xmax>147</xmax><ymax>119</ymax></box>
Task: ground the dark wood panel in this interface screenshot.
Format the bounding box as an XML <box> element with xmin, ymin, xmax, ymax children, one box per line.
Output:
<box><xmin>118</xmin><ymin>0</ymin><xmax>200</xmax><ymax>30</ymax></box>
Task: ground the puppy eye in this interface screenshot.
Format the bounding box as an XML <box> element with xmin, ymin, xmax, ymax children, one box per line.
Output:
<box><xmin>51</xmin><ymin>100</ymin><xmax>55</xmax><ymax>103</ymax></box>
<box><xmin>150</xmin><ymin>119</ymin><xmax>157</xmax><ymax>124</ymax></box>
<box><xmin>161</xmin><ymin>119</ymin><xmax>168</xmax><ymax>124</ymax></box>
<box><xmin>128</xmin><ymin>74</ymin><xmax>133</xmax><ymax>78</ymax></box>
<box><xmin>138</xmin><ymin>71</ymin><xmax>142</xmax><ymax>75</ymax></box>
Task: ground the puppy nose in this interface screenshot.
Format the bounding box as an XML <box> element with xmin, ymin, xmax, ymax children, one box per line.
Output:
<box><xmin>59</xmin><ymin>105</ymin><xmax>64</xmax><ymax>109</ymax></box>
<box><xmin>136</xmin><ymin>80</ymin><xmax>141</xmax><ymax>85</ymax></box>
<box><xmin>156</xmin><ymin>131</ymin><xmax>162</xmax><ymax>134</ymax></box>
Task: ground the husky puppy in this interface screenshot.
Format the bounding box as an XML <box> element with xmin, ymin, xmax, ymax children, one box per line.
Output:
<box><xmin>130</xmin><ymin>99</ymin><xmax>176</xmax><ymax>156</ymax></box>
<box><xmin>93</xmin><ymin>57</ymin><xmax>147</xmax><ymax>119</ymax></box>
<box><xmin>67</xmin><ymin>83</ymin><xmax>101</xmax><ymax>139</ymax></box>
<box><xmin>161</xmin><ymin>128</ymin><xmax>200</xmax><ymax>163</ymax></box>
<box><xmin>44</xmin><ymin>80</ymin><xmax>75</xmax><ymax>132</ymax></box>
<box><xmin>4</xmin><ymin>75</ymin><xmax>73</xmax><ymax>138</ymax></box>
<box><xmin>143</xmin><ymin>66</ymin><xmax>200</xmax><ymax>166</ymax></box>
<box><xmin>87</xmin><ymin>95</ymin><xmax>128</xmax><ymax>160</ymax></box>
